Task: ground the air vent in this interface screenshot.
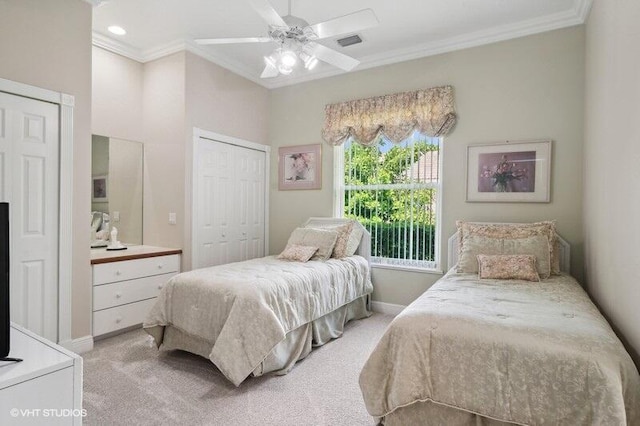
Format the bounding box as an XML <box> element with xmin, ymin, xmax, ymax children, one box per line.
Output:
<box><xmin>337</xmin><ymin>34</ymin><xmax>362</xmax><ymax>48</ymax></box>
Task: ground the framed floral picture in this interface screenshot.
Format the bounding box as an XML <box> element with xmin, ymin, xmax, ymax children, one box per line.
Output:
<box><xmin>466</xmin><ymin>140</ymin><xmax>552</xmax><ymax>203</ymax></box>
<box><xmin>278</xmin><ymin>144</ymin><xmax>322</xmax><ymax>190</ymax></box>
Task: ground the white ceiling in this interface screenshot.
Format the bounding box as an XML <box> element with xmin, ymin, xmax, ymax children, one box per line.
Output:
<box><xmin>91</xmin><ymin>0</ymin><xmax>592</xmax><ymax>89</ymax></box>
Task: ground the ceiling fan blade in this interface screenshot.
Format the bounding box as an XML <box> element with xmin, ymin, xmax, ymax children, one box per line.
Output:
<box><xmin>308</xmin><ymin>43</ymin><xmax>359</xmax><ymax>71</ymax></box>
<box><xmin>260</xmin><ymin>62</ymin><xmax>279</xmax><ymax>78</ymax></box>
<box><xmin>248</xmin><ymin>0</ymin><xmax>288</xmax><ymax>28</ymax></box>
<box><xmin>309</xmin><ymin>9</ymin><xmax>379</xmax><ymax>39</ymax></box>
<box><xmin>194</xmin><ymin>37</ymin><xmax>272</xmax><ymax>45</ymax></box>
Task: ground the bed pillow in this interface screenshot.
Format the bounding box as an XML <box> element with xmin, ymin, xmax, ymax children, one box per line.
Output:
<box><xmin>277</xmin><ymin>244</ymin><xmax>318</xmax><ymax>262</ymax></box>
<box><xmin>477</xmin><ymin>254</ymin><xmax>540</xmax><ymax>281</ymax></box>
<box><xmin>456</xmin><ymin>221</ymin><xmax>555</xmax><ymax>279</ymax></box>
<box><xmin>285</xmin><ymin>227</ymin><xmax>338</xmax><ymax>261</ymax></box>
<box><xmin>305</xmin><ymin>220</ymin><xmax>363</xmax><ymax>258</ymax></box>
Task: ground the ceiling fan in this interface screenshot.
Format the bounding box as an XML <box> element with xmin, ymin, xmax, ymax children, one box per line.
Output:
<box><xmin>194</xmin><ymin>0</ymin><xmax>379</xmax><ymax>78</ymax></box>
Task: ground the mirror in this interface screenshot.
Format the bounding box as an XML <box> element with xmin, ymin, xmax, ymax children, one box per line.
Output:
<box><xmin>91</xmin><ymin>135</ymin><xmax>143</xmax><ymax>246</ymax></box>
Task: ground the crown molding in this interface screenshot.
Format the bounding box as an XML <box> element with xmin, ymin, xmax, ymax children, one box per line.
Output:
<box><xmin>92</xmin><ymin>31</ymin><xmax>144</xmax><ymax>62</ymax></box>
<box><xmin>574</xmin><ymin>0</ymin><xmax>594</xmax><ymax>22</ymax></box>
<box><xmin>92</xmin><ymin>0</ymin><xmax>593</xmax><ymax>90</ymax></box>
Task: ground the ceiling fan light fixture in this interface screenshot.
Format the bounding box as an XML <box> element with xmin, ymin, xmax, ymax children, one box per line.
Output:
<box><xmin>279</xmin><ymin>49</ymin><xmax>297</xmax><ymax>67</ymax></box>
<box><xmin>304</xmin><ymin>55</ymin><xmax>318</xmax><ymax>70</ymax></box>
<box><xmin>277</xmin><ymin>64</ymin><xmax>293</xmax><ymax>75</ymax></box>
<box><xmin>264</xmin><ymin>55</ymin><xmax>277</xmax><ymax>68</ymax></box>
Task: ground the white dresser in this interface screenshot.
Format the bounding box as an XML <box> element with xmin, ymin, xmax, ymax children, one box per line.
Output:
<box><xmin>91</xmin><ymin>246</ymin><xmax>181</xmax><ymax>338</ymax></box>
<box><xmin>0</xmin><ymin>324</ymin><xmax>83</xmax><ymax>425</ymax></box>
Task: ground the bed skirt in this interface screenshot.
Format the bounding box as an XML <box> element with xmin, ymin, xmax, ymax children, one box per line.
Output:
<box><xmin>158</xmin><ymin>294</ymin><xmax>371</xmax><ymax>379</ymax></box>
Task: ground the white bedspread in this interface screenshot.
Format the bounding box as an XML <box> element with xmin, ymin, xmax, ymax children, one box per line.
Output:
<box><xmin>359</xmin><ymin>271</ymin><xmax>640</xmax><ymax>425</ymax></box>
<box><xmin>144</xmin><ymin>255</ymin><xmax>372</xmax><ymax>386</ymax></box>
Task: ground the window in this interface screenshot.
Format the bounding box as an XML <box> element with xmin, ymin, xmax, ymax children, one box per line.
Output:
<box><xmin>334</xmin><ymin>132</ymin><xmax>442</xmax><ymax>270</ymax></box>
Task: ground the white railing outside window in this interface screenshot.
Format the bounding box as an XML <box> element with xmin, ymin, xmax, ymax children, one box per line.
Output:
<box><xmin>334</xmin><ymin>132</ymin><xmax>442</xmax><ymax>271</ymax></box>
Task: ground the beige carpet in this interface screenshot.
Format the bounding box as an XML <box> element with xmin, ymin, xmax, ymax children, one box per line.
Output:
<box><xmin>82</xmin><ymin>313</ymin><xmax>393</xmax><ymax>426</ymax></box>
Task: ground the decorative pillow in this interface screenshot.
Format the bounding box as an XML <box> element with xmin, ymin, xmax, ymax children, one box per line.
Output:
<box><xmin>277</xmin><ymin>244</ymin><xmax>318</xmax><ymax>262</ymax></box>
<box><xmin>344</xmin><ymin>224</ymin><xmax>364</xmax><ymax>257</ymax></box>
<box><xmin>305</xmin><ymin>220</ymin><xmax>364</xmax><ymax>258</ymax></box>
<box><xmin>456</xmin><ymin>221</ymin><xmax>555</xmax><ymax>279</ymax></box>
<box><xmin>285</xmin><ymin>227</ymin><xmax>338</xmax><ymax>261</ymax></box>
<box><xmin>477</xmin><ymin>254</ymin><xmax>540</xmax><ymax>282</ymax></box>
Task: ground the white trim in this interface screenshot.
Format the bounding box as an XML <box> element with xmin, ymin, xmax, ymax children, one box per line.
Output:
<box><xmin>371</xmin><ymin>301</ymin><xmax>405</xmax><ymax>316</ymax></box>
<box><xmin>191</xmin><ymin>128</ymin><xmax>270</xmax><ymax>270</ymax></box>
<box><xmin>63</xmin><ymin>335</ymin><xmax>94</xmax><ymax>355</ymax></box>
<box><xmin>0</xmin><ymin>78</ymin><xmax>74</xmax><ymax>346</ymax></box>
<box><xmin>92</xmin><ymin>32</ymin><xmax>145</xmax><ymax>63</ymax></box>
<box><xmin>372</xmin><ymin>263</ymin><xmax>443</xmax><ymax>275</ymax></box>
<box><xmin>90</xmin><ymin>1</ymin><xmax>592</xmax><ymax>89</ymax></box>
<box><xmin>575</xmin><ymin>0</ymin><xmax>594</xmax><ymax>22</ymax></box>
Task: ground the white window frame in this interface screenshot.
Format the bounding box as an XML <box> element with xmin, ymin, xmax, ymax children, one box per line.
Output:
<box><xmin>333</xmin><ymin>137</ymin><xmax>444</xmax><ymax>273</ymax></box>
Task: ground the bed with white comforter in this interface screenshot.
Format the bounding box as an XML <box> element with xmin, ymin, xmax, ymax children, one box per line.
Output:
<box><xmin>145</xmin><ymin>252</ymin><xmax>372</xmax><ymax>386</ymax></box>
<box><xmin>359</xmin><ymin>270</ymin><xmax>640</xmax><ymax>425</ymax></box>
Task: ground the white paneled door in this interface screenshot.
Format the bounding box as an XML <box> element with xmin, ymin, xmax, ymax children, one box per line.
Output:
<box><xmin>0</xmin><ymin>92</ymin><xmax>59</xmax><ymax>342</ymax></box>
<box><xmin>194</xmin><ymin>136</ymin><xmax>266</xmax><ymax>269</ymax></box>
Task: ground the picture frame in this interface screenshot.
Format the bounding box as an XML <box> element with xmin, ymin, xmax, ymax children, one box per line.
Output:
<box><xmin>278</xmin><ymin>144</ymin><xmax>322</xmax><ymax>190</ymax></box>
<box><xmin>92</xmin><ymin>175</ymin><xmax>108</xmax><ymax>202</ymax></box>
<box><xmin>466</xmin><ymin>140</ymin><xmax>552</xmax><ymax>203</ymax></box>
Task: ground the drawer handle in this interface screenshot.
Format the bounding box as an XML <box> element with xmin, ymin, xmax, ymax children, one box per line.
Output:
<box><xmin>115</xmin><ymin>270</ymin><xmax>122</xmax><ymax>276</ymax></box>
<box><xmin>157</xmin><ymin>284</ymin><xmax>163</xmax><ymax>290</ymax></box>
<box><xmin>115</xmin><ymin>316</ymin><xmax>123</xmax><ymax>324</ymax></box>
<box><xmin>157</xmin><ymin>264</ymin><xmax>163</xmax><ymax>269</ymax></box>
<box><xmin>221</xmin><ymin>233</ymin><xmax>226</xmax><ymax>238</ymax></box>
<box><xmin>242</xmin><ymin>232</ymin><xmax>247</xmax><ymax>236</ymax></box>
<box><xmin>115</xmin><ymin>292</ymin><xmax>122</xmax><ymax>299</ymax></box>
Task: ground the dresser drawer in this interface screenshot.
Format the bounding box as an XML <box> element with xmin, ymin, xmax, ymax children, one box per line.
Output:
<box><xmin>93</xmin><ymin>272</ymin><xmax>176</xmax><ymax>311</ymax></box>
<box><xmin>93</xmin><ymin>298</ymin><xmax>157</xmax><ymax>337</ymax></box>
<box><xmin>93</xmin><ymin>254</ymin><xmax>180</xmax><ymax>285</ymax></box>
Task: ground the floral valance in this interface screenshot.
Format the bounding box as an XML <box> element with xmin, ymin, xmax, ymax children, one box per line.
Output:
<box><xmin>321</xmin><ymin>85</ymin><xmax>457</xmax><ymax>146</ymax></box>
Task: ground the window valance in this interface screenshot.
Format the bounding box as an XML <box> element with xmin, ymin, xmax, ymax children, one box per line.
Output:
<box><xmin>321</xmin><ymin>85</ymin><xmax>457</xmax><ymax>146</ymax></box>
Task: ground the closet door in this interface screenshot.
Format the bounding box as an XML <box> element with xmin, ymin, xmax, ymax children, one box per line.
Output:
<box><xmin>194</xmin><ymin>139</ymin><xmax>234</xmax><ymax>267</ymax></box>
<box><xmin>194</xmin><ymin>137</ymin><xmax>267</xmax><ymax>269</ymax></box>
<box><xmin>0</xmin><ymin>92</ymin><xmax>59</xmax><ymax>342</ymax></box>
<box><xmin>235</xmin><ymin>145</ymin><xmax>265</xmax><ymax>262</ymax></box>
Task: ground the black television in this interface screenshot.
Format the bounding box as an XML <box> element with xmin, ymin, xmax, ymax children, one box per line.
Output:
<box><xmin>0</xmin><ymin>202</ymin><xmax>10</xmax><ymax>360</ymax></box>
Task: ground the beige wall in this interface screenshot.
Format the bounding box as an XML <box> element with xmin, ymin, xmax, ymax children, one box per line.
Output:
<box><xmin>269</xmin><ymin>26</ymin><xmax>585</xmax><ymax>306</ymax></box>
<box><xmin>92</xmin><ymin>47</ymin><xmax>144</xmax><ymax>142</ymax></box>
<box><xmin>584</xmin><ymin>0</ymin><xmax>640</xmax><ymax>364</ymax></box>
<box><xmin>183</xmin><ymin>52</ymin><xmax>270</xmax><ymax>269</ymax></box>
<box><xmin>141</xmin><ymin>52</ymin><xmax>187</xmax><ymax>250</ymax></box>
<box><xmin>0</xmin><ymin>0</ymin><xmax>93</xmax><ymax>339</ymax></box>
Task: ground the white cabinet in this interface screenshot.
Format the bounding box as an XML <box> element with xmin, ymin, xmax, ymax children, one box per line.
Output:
<box><xmin>0</xmin><ymin>324</ymin><xmax>82</xmax><ymax>425</ymax></box>
<box><xmin>91</xmin><ymin>247</ymin><xmax>181</xmax><ymax>338</ymax></box>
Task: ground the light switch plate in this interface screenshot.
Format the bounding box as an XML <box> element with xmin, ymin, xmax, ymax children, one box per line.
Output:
<box><xmin>169</xmin><ymin>212</ymin><xmax>177</xmax><ymax>225</ymax></box>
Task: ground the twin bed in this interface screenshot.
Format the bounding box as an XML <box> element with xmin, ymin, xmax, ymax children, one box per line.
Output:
<box><xmin>360</xmin><ymin>222</ymin><xmax>640</xmax><ymax>425</ymax></box>
<box><xmin>144</xmin><ymin>218</ymin><xmax>373</xmax><ymax>386</ymax></box>
<box><xmin>143</xmin><ymin>218</ymin><xmax>640</xmax><ymax>424</ymax></box>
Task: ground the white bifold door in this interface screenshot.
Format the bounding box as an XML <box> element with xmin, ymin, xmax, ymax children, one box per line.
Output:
<box><xmin>193</xmin><ymin>137</ymin><xmax>267</xmax><ymax>269</ymax></box>
<box><xmin>0</xmin><ymin>92</ymin><xmax>59</xmax><ymax>342</ymax></box>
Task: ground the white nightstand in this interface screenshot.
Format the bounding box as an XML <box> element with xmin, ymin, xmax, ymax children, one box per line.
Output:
<box><xmin>0</xmin><ymin>324</ymin><xmax>82</xmax><ymax>425</ymax></box>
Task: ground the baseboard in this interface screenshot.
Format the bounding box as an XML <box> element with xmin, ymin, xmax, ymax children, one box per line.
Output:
<box><xmin>65</xmin><ymin>335</ymin><xmax>94</xmax><ymax>354</ymax></box>
<box><xmin>371</xmin><ymin>301</ymin><xmax>406</xmax><ymax>316</ymax></box>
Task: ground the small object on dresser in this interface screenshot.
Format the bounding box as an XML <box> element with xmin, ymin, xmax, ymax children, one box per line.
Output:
<box><xmin>106</xmin><ymin>226</ymin><xmax>127</xmax><ymax>251</ymax></box>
